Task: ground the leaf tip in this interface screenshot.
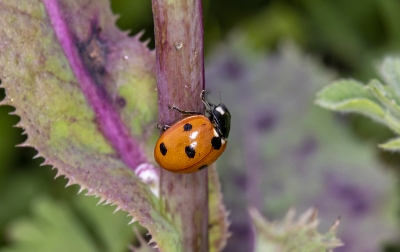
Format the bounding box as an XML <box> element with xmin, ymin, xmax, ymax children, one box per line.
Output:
<box><xmin>54</xmin><ymin>170</ymin><xmax>64</xmax><ymax>179</ymax></box>
<box><xmin>77</xmin><ymin>186</ymin><xmax>86</xmax><ymax>195</ymax></box>
<box><xmin>65</xmin><ymin>178</ymin><xmax>76</xmax><ymax>188</ymax></box>
<box><xmin>128</xmin><ymin>217</ymin><xmax>137</xmax><ymax>225</ymax></box>
<box><xmin>113</xmin><ymin>206</ymin><xmax>122</xmax><ymax>214</ymax></box>
<box><xmin>96</xmin><ymin>197</ymin><xmax>106</xmax><ymax>206</ymax></box>
<box><xmin>328</xmin><ymin>217</ymin><xmax>341</xmax><ymax>234</ymax></box>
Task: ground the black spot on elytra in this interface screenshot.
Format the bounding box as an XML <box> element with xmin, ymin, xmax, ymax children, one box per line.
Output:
<box><xmin>159</xmin><ymin>143</ymin><xmax>167</xmax><ymax>156</ymax></box>
<box><xmin>198</xmin><ymin>165</ymin><xmax>208</xmax><ymax>170</ymax></box>
<box><xmin>185</xmin><ymin>146</ymin><xmax>196</xmax><ymax>158</ymax></box>
<box><xmin>211</xmin><ymin>137</ymin><xmax>222</xmax><ymax>150</ymax></box>
<box><xmin>183</xmin><ymin>123</ymin><xmax>192</xmax><ymax>131</ymax></box>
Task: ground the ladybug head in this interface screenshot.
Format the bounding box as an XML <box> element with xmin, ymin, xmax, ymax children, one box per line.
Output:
<box><xmin>201</xmin><ymin>90</ymin><xmax>231</xmax><ymax>139</ymax></box>
<box><xmin>212</xmin><ymin>103</ymin><xmax>231</xmax><ymax>139</ymax></box>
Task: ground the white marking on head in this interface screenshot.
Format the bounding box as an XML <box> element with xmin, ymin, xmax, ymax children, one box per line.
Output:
<box><xmin>221</xmin><ymin>139</ymin><xmax>226</xmax><ymax>145</ymax></box>
<box><xmin>215</xmin><ymin>106</ymin><xmax>225</xmax><ymax>115</ymax></box>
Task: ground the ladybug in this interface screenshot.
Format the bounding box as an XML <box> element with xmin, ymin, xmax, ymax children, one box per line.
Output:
<box><xmin>154</xmin><ymin>90</ymin><xmax>231</xmax><ymax>173</ymax></box>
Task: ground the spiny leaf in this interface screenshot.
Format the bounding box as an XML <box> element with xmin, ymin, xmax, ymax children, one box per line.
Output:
<box><xmin>0</xmin><ymin>0</ymin><xmax>179</xmax><ymax>250</ymax></box>
<box><xmin>249</xmin><ymin>207</ymin><xmax>343</xmax><ymax>252</ymax></box>
<box><xmin>1</xmin><ymin>1</ymin><xmax>230</xmax><ymax>251</ymax></box>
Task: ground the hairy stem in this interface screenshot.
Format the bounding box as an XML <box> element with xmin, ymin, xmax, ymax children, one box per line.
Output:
<box><xmin>152</xmin><ymin>0</ymin><xmax>208</xmax><ymax>251</ymax></box>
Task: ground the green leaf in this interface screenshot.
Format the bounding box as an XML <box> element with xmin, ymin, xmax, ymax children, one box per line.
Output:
<box><xmin>239</xmin><ymin>4</ymin><xmax>306</xmax><ymax>50</ymax></box>
<box><xmin>315</xmin><ymin>79</ymin><xmax>385</xmax><ymax>122</ymax></box>
<box><xmin>366</xmin><ymin>79</ymin><xmax>400</xmax><ymax>118</ymax></box>
<box><xmin>382</xmin><ymin>110</ymin><xmax>400</xmax><ymax>134</ymax></box>
<box><xmin>0</xmin><ymin>106</ymin><xmax>21</xmax><ymax>176</ymax></box>
<box><xmin>299</xmin><ymin>0</ymin><xmax>365</xmax><ymax>69</ymax></box>
<box><xmin>379</xmin><ymin>57</ymin><xmax>400</xmax><ymax>97</ymax></box>
<box><xmin>2</xmin><ymin>197</ymin><xmax>99</xmax><ymax>252</ymax></box>
<box><xmin>0</xmin><ymin>170</ymin><xmax>51</xmax><ymax>231</ymax></box>
<box><xmin>379</xmin><ymin>137</ymin><xmax>400</xmax><ymax>152</ymax></box>
<box><xmin>0</xmin><ymin>195</ymin><xmax>143</xmax><ymax>252</ymax></box>
<box><xmin>72</xmin><ymin>196</ymin><xmax>138</xmax><ymax>252</ymax></box>
<box><xmin>317</xmin><ymin>57</ymin><xmax>400</xmax><ymax>140</ymax></box>
<box><xmin>249</xmin><ymin>207</ymin><xmax>342</xmax><ymax>252</ymax></box>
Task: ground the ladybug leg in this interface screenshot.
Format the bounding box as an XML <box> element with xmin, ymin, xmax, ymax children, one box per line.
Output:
<box><xmin>200</xmin><ymin>90</ymin><xmax>214</xmax><ymax>112</ymax></box>
<box><xmin>170</xmin><ymin>105</ymin><xmax>202</xmax><ymax>115</ymax></box>
<box><xmin>157</xmin><ymin>124</ymin><xmax>171</xmax><ymax>131</ymax></box>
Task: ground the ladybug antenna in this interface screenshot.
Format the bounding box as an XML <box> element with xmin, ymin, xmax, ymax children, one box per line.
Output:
<box><xmin>218</xmin><ymin>91</ymin><xmax>222</xmax><ymax>103</ymax></box>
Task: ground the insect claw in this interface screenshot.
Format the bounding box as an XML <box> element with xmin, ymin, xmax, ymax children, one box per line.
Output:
<box><xmin>157</xmin><ymin>124</ymin><xmax>171</xmax><ymax>131</ymax></box>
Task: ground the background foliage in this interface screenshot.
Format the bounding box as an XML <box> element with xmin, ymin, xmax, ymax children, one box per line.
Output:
<box><xmin>1</xmin><ymin>0</ymin><xmax>400</xmax><ymax>251</ymax></box>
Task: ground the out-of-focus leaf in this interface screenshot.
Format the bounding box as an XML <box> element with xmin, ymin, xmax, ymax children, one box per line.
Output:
<box><xmin>72</xmin><ymin>196</ymin><xmax>137</xmax><ymax>252</ymax></box>
<box><xmin>377</xmin><ymin>0</ymin><xmax>400</xmax><ymax>49</ymax></box>
<box><xmin>0</xmin><ymin>170</ymin><xmax>51</xmax><ymax>232</ymax></box>
<box><xmin>1</xmin><ymin>197</ymin><xmax>98</xmax><ymax>252</ymax></box>
<box><xmin>0</xmin><ymin>106</ymin><xmax>22</xmax><ymax>176</ymax></box>
<box><xmin>316</xmin><ymin>79</ymin><xmax>385</xmax><ymax>122</ymax></box>
<box><xmin>110</xmin><ymin>0</ymin><xmax>153</xmax><ymax>40</ymax></box>
<box><xmin>366</xmin><ymin>79</ymin><xmax>400</xmax><ymax>118</ymax></box>
<box><xmin>299</xmin><ymin>0</ymin><xmax>366</xmax><ymax>70</ymax></box>
<box><xmin>239</xmin><ymin>3</ymin><xmax>306</xmax><ymax>50</ymax></box>
<box><xmin>379</xmin><ymin>138</ymin><xmax>400</xmax><ymax>152</ymax></box>
<box><xmin>1</xmin><ymin>195</ymin><xmax>139</xmax><ymax>252</ymax></box>
<box><xmin>206</xmin><ymin>38</ymin><xmax>397</xmax><ymax>252</ymax></box>
<box><xmin>316</xmin><ymin>78</ymin><xmax>400</xmax><ymax>134</ymax></box>
<box><xmin>379</xmin><ymin>57</ymin><xmax>400</xmax><ymax>98</ymax></box>
<box><xmin>0</xmin><ymin>0</ymin><xmax>180</xmax><ymax>250</ymax></box>
<box><xmin>249</xmin><ymin>207</ymin><xmax>342</xmax><ymax>252</ymax></box>
<box><xmin>317</xmin><ymin>57</ymin><xmax>400</xmax><ymax>140</ymax></box>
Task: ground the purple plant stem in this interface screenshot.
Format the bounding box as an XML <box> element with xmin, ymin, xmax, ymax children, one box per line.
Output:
<box><xmin>43</xmin><ymin>0</ymin><xmax>148</xmax><ymax>170</ymax></box>
<box><xmin>152</xmin><ymin>0</ymin><xmax>208</xmax><ymax>251</ymax></box>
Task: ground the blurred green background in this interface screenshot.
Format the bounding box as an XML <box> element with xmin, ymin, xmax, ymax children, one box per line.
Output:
<box><xmin>2</xmin><ymin>0</ymin><xmax>400</xmax><ymax>251</ymax></box>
